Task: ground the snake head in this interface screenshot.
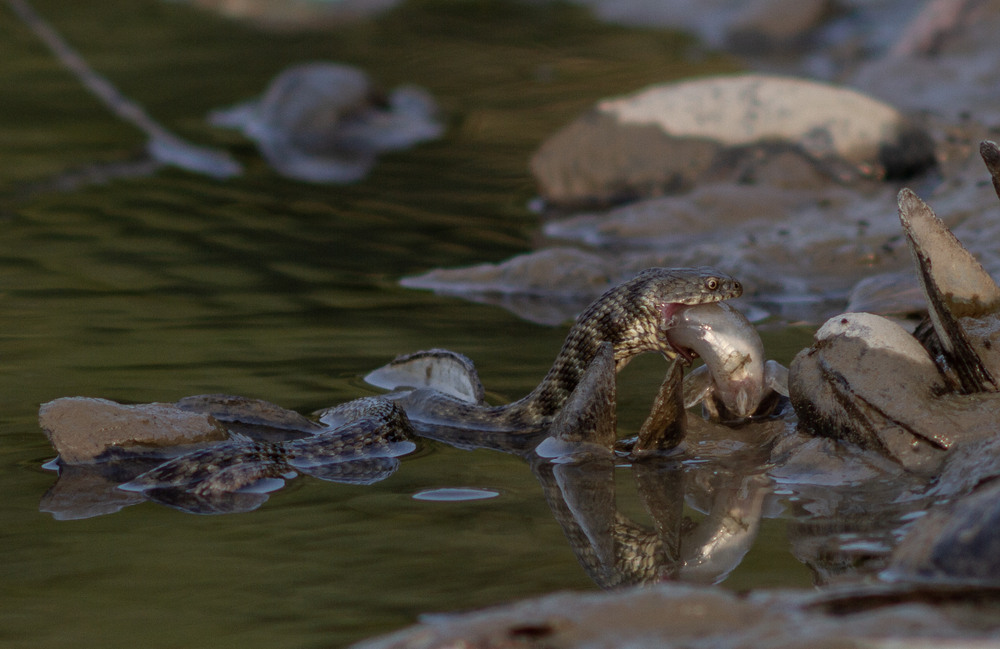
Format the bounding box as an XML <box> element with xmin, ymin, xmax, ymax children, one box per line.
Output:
<box><xmin>646</xmin><ymin>267</ymin><xmax>743</xmax><ymax>362</ymax></box>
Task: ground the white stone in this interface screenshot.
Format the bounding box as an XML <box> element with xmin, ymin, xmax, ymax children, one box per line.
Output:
<box><xmin>597</xmin><ymin>75</ymin><xmax>902</xmax><ymax>164</ymax></box>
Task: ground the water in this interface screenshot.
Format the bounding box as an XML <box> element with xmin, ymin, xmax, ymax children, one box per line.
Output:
<box><xmin>0</xmin><ymin>2</ymin><xmax>818</xmax><ymax>647</ymax></box>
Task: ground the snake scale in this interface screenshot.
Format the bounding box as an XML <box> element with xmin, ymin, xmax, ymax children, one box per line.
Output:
<box><xmin>125</xmin><ymin>267</ymin><xmax>742</xmax><ymax>497</ymax></box>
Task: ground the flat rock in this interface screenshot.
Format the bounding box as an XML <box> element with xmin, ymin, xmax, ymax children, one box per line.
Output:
<box><xmin>530</xmin><ymin>74</ymin><xmax>935</xmax><ymax>208</ymax></box>
<box><xmin>39</xmin><ymin>397</ymin><xmax>227</xmax><ymax>464</ymax></box>
<box><xmin>351</xmin><ymin>581</ymin><xmax>1000</xmax><ymax>649</ymax></box>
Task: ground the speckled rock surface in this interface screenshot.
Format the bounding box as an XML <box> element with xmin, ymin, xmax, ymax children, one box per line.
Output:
<box><xmin>39</xmin><ymin>397</ymin><xmax>227</xmax><ymax>464</ymax></box>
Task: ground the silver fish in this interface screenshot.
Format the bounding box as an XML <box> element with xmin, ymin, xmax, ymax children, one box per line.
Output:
<box><xmin>666</xmin><ymin>302</ymin><xmax>787</xmax><ymax>420</ymax></box>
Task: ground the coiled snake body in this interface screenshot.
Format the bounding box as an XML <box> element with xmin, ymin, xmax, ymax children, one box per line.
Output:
<box><xmin>125</xmin><ymin>267</ymin><xmax>742</xmax><ymax>497</ymax></box>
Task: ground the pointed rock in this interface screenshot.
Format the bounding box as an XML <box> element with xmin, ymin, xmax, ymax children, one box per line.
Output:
<box><xmin>980</xmin><ymin>140</ymin><xmax>1000</xmax><ymax>203</ymax></box>
<box><xmin>898</xmin><ymin>188</ymin><xmax>1000</xmax><ymax>392</ymax></box>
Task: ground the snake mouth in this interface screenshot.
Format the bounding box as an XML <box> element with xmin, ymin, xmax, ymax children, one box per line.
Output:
<box><xmin>657</xmin><ymin>302</ymin><xmax>699</xmax><ymax>365</ymax></box>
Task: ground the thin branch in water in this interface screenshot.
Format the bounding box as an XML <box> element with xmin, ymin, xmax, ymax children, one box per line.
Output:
<box><xmin>5</xmin><ymin>0</ymin><xmax>242</xmax><ymax>179</ymax></box>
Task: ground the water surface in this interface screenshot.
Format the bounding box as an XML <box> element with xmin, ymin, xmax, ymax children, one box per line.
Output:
<box><xmin>0</xmin><ymin>2</ymin><xmax>816</xmax><ymax>647</ymax></box>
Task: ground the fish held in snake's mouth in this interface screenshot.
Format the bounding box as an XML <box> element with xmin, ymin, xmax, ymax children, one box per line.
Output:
<box><xmin>662</xmin><ymin>302</ymin><xmax>788</xmax><ymax>421</ymax></box>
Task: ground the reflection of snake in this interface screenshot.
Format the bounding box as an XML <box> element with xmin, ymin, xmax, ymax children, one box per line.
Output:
<box><xmin>126</xmin><ymin>267</ymin><xmax>742</xmax><ymax>498</ymax></box>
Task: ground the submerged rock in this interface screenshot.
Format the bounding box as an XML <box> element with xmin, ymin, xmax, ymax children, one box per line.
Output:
<box><xmin>530</xmin><ymin>74</ymin><xmax>935</xmax><ymax>208</ymax></box>
<box><xmin>210</xmin><ymin>62</ymin><xmax>443</xmax><ymax>183</ymax></box>
<box><xmin>39</xmin><ymin>397</ymin><xmax>227</xmax><ymax>464</ymax></box>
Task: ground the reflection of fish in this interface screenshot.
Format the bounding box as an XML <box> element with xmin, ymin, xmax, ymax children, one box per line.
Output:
<box><xmin>665</xmin><ymin>302</ymin><xmax>787</xmax><ymax>421</ymax></box>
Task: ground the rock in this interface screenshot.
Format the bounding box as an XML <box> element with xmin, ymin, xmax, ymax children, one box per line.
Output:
<box><xmin>850</xmin><ymin>1</ymin><xmax>1000</xmax><ymax>123</ymax></box>
<box><xmin>350</xmin><ymin>581</ymin><xmax>1000</xmax><ymax>649</ymax></box>
<box><xmin>726</xmin><ymin>0</ymin><xmax>836</xmax><ymax>54</ymax></box>
<box><xmin>789</xmin><ymin>156</ymin><xmax>1000</xmax><ymax>472</ymax></box>
<box><xmin>39</xmin><ymin>397</ymin><xmax>227</xmax><ymax>464</ymax></box>
<box><xmin>899</xmin><ymin>186</ymin><xmax>1000</xmax><ymax>393</ymax></box>
<box><xmin>403</xmin><ymin>247</ymin><xmax>615</xmax><ymax>296</ymax></box>
<box><xmin>530</xmin><ymin>75</ymin><xmax>935</xmax><ymax>208</ymax></box>
<box><xmin>209</xmin><ymin>62</ymin><xmax>443</xmax><ymax>183</ymax></box>
<box><xmin>888</xmin><ymin>478</ymin><xmax>1000</xmax><ymax>583</ymax></box>
<box><xmin>530</xmin><ymin>111</ymin><xmax>719</xmax><ymax>208</ymax></box>
<box><xmin>401</xmin><ymin>247</ymin><xmax>618</xmax><ymax>324</ymax></box>
<box><xmin>789</xmin><ymin>312</ymin><xmax>954</xmax><ymax>472</ymax></box>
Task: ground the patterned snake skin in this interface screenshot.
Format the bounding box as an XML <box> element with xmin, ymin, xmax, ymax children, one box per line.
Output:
<box><xmin>394</xmin><ymin>267</ymin><xmax>743</xmax><ymax>431</ymax></box>
<box><xmin>125</xmin><ymin>267</ymin><xmax>742</xmax><ymax>497</ymax></box>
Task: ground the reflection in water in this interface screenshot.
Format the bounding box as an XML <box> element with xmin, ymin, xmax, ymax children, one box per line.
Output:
<box><xmin>38</xmin><ymin>359</ymin><xmax>788</xmax><ymax>592</ymax></box>
<box><xmin>530</xmin><ymin>427</ymin><xmax>775</xmax><ymax>588</ymax></box>
<box><xmin>37</xmin><ymin>363</ymin><xmax>970</xmax><ymax>596</ymax></box>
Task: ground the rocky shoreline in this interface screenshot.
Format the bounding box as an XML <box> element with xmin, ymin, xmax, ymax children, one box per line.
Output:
<box><xmin>392</xmin><ymin>0</ymin><xmax>1000</xmax><ymax>327</ymax></box>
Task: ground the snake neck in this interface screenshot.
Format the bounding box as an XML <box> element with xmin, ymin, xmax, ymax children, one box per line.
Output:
<box><xmin>504</xmin><ymin>290</ymin><xmax>662</xmax><ymax>425</ymax></box>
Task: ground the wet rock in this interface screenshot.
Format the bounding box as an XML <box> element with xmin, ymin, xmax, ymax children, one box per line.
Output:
<box><xmin>790</xmin><ymin>311</ymin><xmax>1000</xmax><ymax>472</ymax></box>
<box><xmin>888</xmin><ymin>478</ymin><xmax>1000</xmax><ymax>583</ymax></box>
<box><xmin>209</xmin><ymin>62</ymin><xmax>442</xmax><ymax>183</ymax></box>
<box><xmin>406</xmin><ymin>179</ymin><xmax>912</xmax><ymax>325</ymax></box>
<box><xmin>39</xmin><ymin>397</ymin><xmax>227</xmax><ymax>464</ymax></box>
<box><xmin>530</xmin><ymin>75</ymin><xmax>935</xmax><ymax>208</ymax></box>
<box><xmin>350</xmin><ymin>581</ymin><xmax>1000</xmax><ymax>649</ymax></box>
<box><xmin>401</xmin><ymin>247</ymin><xmax>617</xmax><ymax>324</ymax></box>
<box><xmin>788</xmin><ymin>312</ymin><xmax>955</xmax><ymax>472</ymax></box>
<box><xmin>788</xmin><ymin>313</ymin><xmax>982</xmax><ymax>471</ymax></box>
<box><xmin>726</xmin><ymin>0</ymin><xmax>837</xmax><ymax>55</ymax></box>
<box><xmin>790</xmin><ymin>160</ymin><xmax>1000</xmax><ymax>471</ymax></box>
<box><xmin>899</xmin><ymin>186</ymin><xmax>1000</xmax><ymax>393</ymax></box>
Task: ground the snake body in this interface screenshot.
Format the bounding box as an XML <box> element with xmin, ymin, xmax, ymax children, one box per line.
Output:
<box><xmin>392</xmin><ymin>267</ymin><xmax>743</xmax><ymax>431</ymax></box>
<box><xmin>122</xmin><ymin>397</ymin><xmax>413</xmax><ymax>496</ymax></box>
<box><xmin>124</xmin><ymin>267</ymin><xmax>742</xmax><ymax>498</ymax></box>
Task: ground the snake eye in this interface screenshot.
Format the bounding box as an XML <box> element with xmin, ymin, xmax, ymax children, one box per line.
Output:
<box><xmin>706</xmin><ymin>278</ymin><xmax>719</xmax><ymax>291</ymax></box>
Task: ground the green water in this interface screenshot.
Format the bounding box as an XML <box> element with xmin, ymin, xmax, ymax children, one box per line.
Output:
<box><xmin>1</xmin><ymin>2</ymin><xmax>816</xmax><ymax>647</ymax></box>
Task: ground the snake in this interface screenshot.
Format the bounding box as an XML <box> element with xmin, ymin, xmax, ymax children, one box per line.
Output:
<box><xmin>390</xmin><ymin>267</ymin><xmax>743</xmax><ymax>432</ymax></box>
<box><xmin>122</xmin><ymin>267</ymin><xmax>742</xmax><ymax>499</ymax></box>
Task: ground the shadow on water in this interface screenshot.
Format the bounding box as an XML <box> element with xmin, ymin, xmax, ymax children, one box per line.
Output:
<box><xmin>0</xmin><ymin>2</ymin><xmax>831</xmax><ymax>648</ymax></box>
